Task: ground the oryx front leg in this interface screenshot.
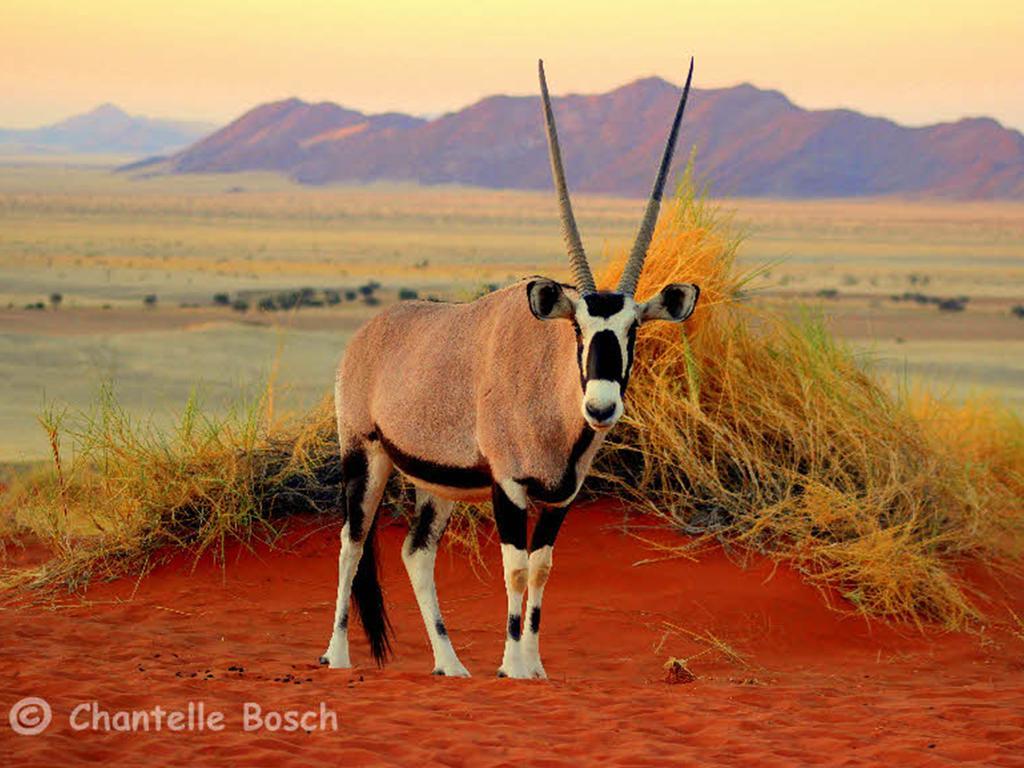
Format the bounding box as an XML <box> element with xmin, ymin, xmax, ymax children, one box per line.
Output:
<box><xmin>522</xmin><ymin>506</ymin><xmax>568</xmax><ymax>679</ymax></box>
<box><xmin>402</xmin><ymin>489</ymin><xmax>469</xmax><ymax>677</ymax></box>
<box><xmin>493</xmin><ymin>480</ymin><xmax>529</xmax><ymax>678</ymax></box>
<box><xmin>321</xmin><ymin>438</ymin><xmax>391</xmax><ymax>669</ymax></box>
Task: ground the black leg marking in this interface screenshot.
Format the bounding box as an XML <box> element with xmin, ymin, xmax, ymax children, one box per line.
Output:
<box><xmin>529</xmin><ymin>606</ymin><xmax>541</xmax><ymax>634</ymax></box>
<box><xmin>340</xmin><ymin>446</ymin><xmax>368</xmax><ymax>541</ymax></box>
<box><xmin>409</xmin><ymin>500</ymin><xmax>436</xmax><ymax>553</ymax></box>
<box><xmin>337</xmin><ymin>610</ymin><xmax>349</xmax><ymax>631</ymax></box>
<box><xmin>434</xmin><ymin>619</ymin><xmax>448</xmax><ymax>637</ymax></box>
<box><xmin>508</xmin><ymin>614</ymin><xmax>522</xmax><ymax>642</ymax></box>
<box><xmin>492</xmin><ymin>484</ymin><xmax>527</xmax><ymax>550</ymax></box>
<box><xmin>531</xmin><ymin>507</ymin><xmax>569</xmax><ymax>551</ymax></box>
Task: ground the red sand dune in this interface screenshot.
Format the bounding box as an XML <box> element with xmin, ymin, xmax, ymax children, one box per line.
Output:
<box><xmin>3</xmin><ymin>503</ymin><xmax>1023</xmax><ymax>766</ymax></box>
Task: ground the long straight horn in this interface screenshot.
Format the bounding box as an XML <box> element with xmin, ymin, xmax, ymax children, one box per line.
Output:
<box><xmin>618</xmin><ymin>57</ymin><xmax>694</xmax><ymax>297</ymax></box>
<box><xmin>538</xmin><ymin>59</ymin><xmax>596</xmax><ymax>294</ymax></box>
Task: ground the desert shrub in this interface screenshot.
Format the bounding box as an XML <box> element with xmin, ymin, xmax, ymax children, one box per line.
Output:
<box><xmin>1011</xmin><ymin>305</ymin><xmax>1024</xmax><ymax>319</ymax></box>
<box><xmin>398</xmin><ymin>288</ymin><xmax>419</xmax><ymax>300</ymax></box>
<box><xmin>143</xmin><ymin>294</ymin><xmax>158</xmax><ymax>307</ymax></box>
<box><xmin>49</xmin><ymin>293</ymin><xmax>63</xmax><ymax>308</ymax></box>
<box><xmin>590</xmin><ymin>184</ymin><xmax>1023</xmax><ymax>628</ymax></box>
<box><xmin>257</xmin><ymin>297</ymin><xmax>277</xmax><ymax>312</ymax></box>
<box><xmin>344</xmin><ymin>290</ymin><xmax>357</xmax><ymax>302</ymax></box>
<box><xmin>231</xmin><ymin>299</ymin><xmax>250</xmax><ymax>312</ymax></box>
<box><xmin>212</xmin><ymin>293</ymin><xmax>230</xmax><ymax>306</ymax></box>
<box><xmin>324</xmin><ymin>290</ymin><xmax>341</xmax><ymax>306</ymax></box>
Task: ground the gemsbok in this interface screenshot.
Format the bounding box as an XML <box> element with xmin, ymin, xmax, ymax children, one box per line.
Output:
<box><xmin>320</xmin><ymin>59</ymin><xmax>699</xmax><ymax>678</ymax></box>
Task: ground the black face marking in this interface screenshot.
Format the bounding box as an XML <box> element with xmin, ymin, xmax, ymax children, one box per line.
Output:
<box><xmin>492</xmin><ymin>483</ymin><xmax>527</xmax><ymax>550</ymax></box>
<box><xmin>408</xmin><ymin>500</ymin><xmax>436</xmax><ymax>553</ymax></box>
<box><xmin>622</xmin><ymin>321</ymin><xmax>638</xmax><ymax>393</ymax></box>
<box><xmin>377</xmin><ymin>426</ymin><xmax>491</xmax><ymax>490</ymax></box>
<box><xmin>571</xmin><ymin>318</ymin><xmax>585</xmax><ymax>392</ymax></box>
<box><xmin>340</xmin><ymin>446</ymin><xmax>368</xmax><ymax>541</ymax></box>
<box><xmin>530</xmin><ymin>606</ymin><xmax>541</xmax><ymax>634</ymax></box>
<box><xmin>587</xmin><ymin>329</ymin><xmax>624</xmax><ymax>383</ymax></box>
<box><xmin>508</xmin><ymin>615</ymin><xmax>522</xmax><ymax>642</ymax></box>
<box><xmin>530</xmin><ymin>507</ymin><xmax>569</xmax><ymax>551</ymax></box>
<box><xmin>583</xmin><ymin>292</ymin><xmax>625</xmax><ymax>318</ymax></box>
<box><xmin>434</xmin><ymin>619</ymin><xmax>448</xmax><ymax>637</ymax></box>
<box><xmin>518</xmin><ymin>426</ymin><xmax>595</xmax><ymax>505</ymax></box>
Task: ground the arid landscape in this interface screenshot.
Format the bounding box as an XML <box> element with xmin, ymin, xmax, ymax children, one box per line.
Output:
<box><xmin>2</xmin><ymin>161</ymin><xmax>1022</xmax><ymax>464</ymax></box>
<box><xmin>7</xmin><ymin>0</ymin><xmax>1024</xmax><ymax>761</ymax></box>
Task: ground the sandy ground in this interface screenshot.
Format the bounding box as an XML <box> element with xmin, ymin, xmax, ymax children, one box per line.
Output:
<box><xmin>2</xmin><ymin>503</ymin><xmax>1023</xmax><ymax>766</ymax></box>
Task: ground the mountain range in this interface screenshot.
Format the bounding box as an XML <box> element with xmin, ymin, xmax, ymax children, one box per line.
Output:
<box><xmin>0</xmin><ymin>104</ymin><xmax>216</xmax><ymax>156</ymax></box>
<box><xmin>19</xmin><ymin>80</ymin><xmax>1024</xmax><ymax>198</ymax></box>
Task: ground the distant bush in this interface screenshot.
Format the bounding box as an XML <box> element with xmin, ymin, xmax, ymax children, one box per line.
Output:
<box><xmin>816</xmin><ymin>288</ymin><xmax>839</xmax><ymax>299</ymax></box>
<box><xmin>143</xmin><ymin>294</ymin><xmax>158</xmax><ymax>307</ymax></box>
<box><xmin>358</xmin><ymin>281</ymin><xmax>381</xmax><ymax>298</ymax></box>
<box><xmin>892</xmin><ymin>292</ymin><xmax>969</xmax><ymax>311</ymax></box>
<box><xmin>49</xmin><ymin>293</ymin><xmax>63</xmax><ymax>308</ymax></box>
<box><xmin>324</xmin><ymin>290</ymin><xmax>341</xmax><ymax>306</ymax></box>
<box><xmin>1011</xmin><ymin>305</ymin><xmax>1024</xmax><ymax>319</ymax></box>
<box><xmin>257</xmin><ymin>297</ymin><xmax>277</xmax><ymax>312</ymax></box>
<box><xmin>232</xmin><ymin>299</ymin><xmax>250</xmax><ymax>312</ymax></box>
<box><xmin>213</xmin><ymin>293</ymin><xmax>231</xmax><ymax>306</ymax></box>
<box><xmin>344</xmin><ymin>290</ymin><xmax>357</xmax><ymax>302</ymax></box>
<box><xmin>25</xmin><ymin>302</ymin><xmax>45</xmax><ymax>310</ymax></box>
<box><xmin>363</xmin><ymin>295</ymin><xmax>381</xmax><ymax>306</ymax></box>
<box><xmin>398</xmin><ymin>288</ymin><xmax>419</xmax><ymax>300</ymax></box>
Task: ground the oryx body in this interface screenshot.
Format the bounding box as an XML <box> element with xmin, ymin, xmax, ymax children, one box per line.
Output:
<box><xmin>321</xmin><ymin>59</ymin><xmax>699</xmax><ymax>679</ymax></box>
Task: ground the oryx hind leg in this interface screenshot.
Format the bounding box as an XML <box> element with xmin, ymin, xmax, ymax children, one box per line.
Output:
<box><xmin>402</xmin><ymin>488</ymin><xmax>469</xmax><ymax>677</ymax></box>
<box><xmin>320</xmin><ymin>432</ymin><xmax>392</xmax><ymax>669</ymax></box>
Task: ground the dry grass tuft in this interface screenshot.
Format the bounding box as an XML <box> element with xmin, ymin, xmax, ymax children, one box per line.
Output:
<box><xmin>592</xmin><ymin>180</ymin><xmax>1024</xmax><ymax>628</ymax></box>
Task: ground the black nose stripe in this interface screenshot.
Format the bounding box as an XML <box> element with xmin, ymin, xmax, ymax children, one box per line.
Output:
<box><xmin>587</xmin><ymin>330</ymin><xmax>623</xmax><ymax>383</ymax></box>
<box><xmin>586</xmin><ymin>402</ymin><xmax>616</xmax><ymax>422</ymax></box>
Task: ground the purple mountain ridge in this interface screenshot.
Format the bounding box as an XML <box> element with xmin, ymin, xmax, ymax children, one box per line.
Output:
<box><xmin>146</xmin><ymin>79</ymin><xmax>1024</xmax><ymax>199</ymax></box>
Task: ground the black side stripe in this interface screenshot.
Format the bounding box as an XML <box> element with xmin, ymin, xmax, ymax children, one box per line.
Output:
<box><xmin>376</xmin><ymin>426</ymin><xmax>491</xmax><ymax>490</ymax></box>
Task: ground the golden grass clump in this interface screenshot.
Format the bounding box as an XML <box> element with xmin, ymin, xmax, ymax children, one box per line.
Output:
<box><xmin>593</xmin><ymin>185</ymin><xmax>1024</xmax><ymax>628</ymax></box>
<box><xmin>0</xmin><ymin>388</ymin><xmax>341</xmax><ymax>592</ymax></box>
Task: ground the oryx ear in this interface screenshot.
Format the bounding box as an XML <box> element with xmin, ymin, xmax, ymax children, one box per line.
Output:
<box><xmin>639</xmin><ymin>283</ymin><xmax>699</xmax><ymax>323</ymax></box>
<box><xmin>527</xmin><ymin>279</ymin><xmax>575</xmax><ymax>320</ymax></box>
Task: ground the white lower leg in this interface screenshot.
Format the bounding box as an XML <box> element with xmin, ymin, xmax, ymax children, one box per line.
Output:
<box><xmin>322</xmin><ymin>529</ymin><xmax>362</xmax><ymax>669</ymax></box>
<box><xmin>522</xmin><ymin>545</ymin><xmax>552</xmax><ymax>678</ymax></box>
<box><xmin>498</xmin><ymin>543</ymin><xmax>529</xmax><ymax>677</ymax></box>
<box><xmin>402</xmin><ymin>543</ymin><xmax>469</xmax><ymax>676</ymax></box>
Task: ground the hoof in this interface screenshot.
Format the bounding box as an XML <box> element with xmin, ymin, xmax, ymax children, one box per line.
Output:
<box><xmin>432</xmin><ymin>669</ymin><xmax>446</xmax><ymax>676</ymax></box>
<box><xmin>318</xmin><ymin>656</ymin><xmax>329</xmax><ymax>666</ymax></box>
<box><xmin>497</xmin><ymin>670</ymin><xmax>508</xmax><ymax>678</ymax></box>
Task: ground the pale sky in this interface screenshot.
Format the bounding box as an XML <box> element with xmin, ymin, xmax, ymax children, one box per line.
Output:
<box><xmin>2</xmin><ymin>0</ymin><xmax>1021</xmax><ymax>130</ymax></box>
